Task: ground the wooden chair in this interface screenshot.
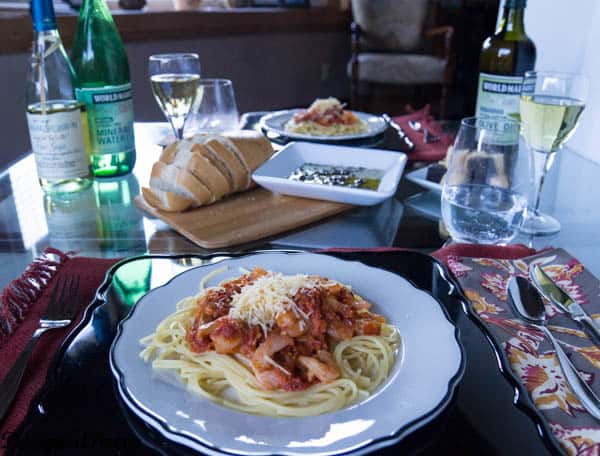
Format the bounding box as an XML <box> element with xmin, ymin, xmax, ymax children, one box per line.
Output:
<box><xmin>349</xmin><ymin>0</ymin><xmax>454</xmax><ymax>117</ymax></box>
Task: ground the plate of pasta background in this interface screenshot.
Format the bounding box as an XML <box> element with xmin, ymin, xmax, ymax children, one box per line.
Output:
<box><xmin>110</xmin><ymin>252</ymin><xmax>463</xmax><ymax>456</ymax></box>
<box><xmin>259</xmin><ymin>98</ymin><xmax>388</xmax><ymax>142</ymax></box>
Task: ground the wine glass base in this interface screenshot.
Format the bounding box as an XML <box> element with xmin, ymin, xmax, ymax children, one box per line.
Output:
<box><xmin>519</xmin><ymin>212</ymin><xmax>561</xmax><ymax>235</ymax></box>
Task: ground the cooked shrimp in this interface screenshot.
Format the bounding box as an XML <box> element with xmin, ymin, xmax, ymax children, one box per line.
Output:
<box><xmin>255</xmin><ymin>368</ymin><xmax>289</xmax><ymax>390</ymax></box>
<box><xmin>209</xmin><ymin>318</ymin><xmax>244</xmax><ymax>354</ymax></box>
<box><xmin>298</xmin><ymin>355</ymin><xmax>340</xmax><ymax>383</ymax></box>
<box><xmin>276</xmin><ymin>310</ymin><xmax>306</xmax><ymax>337</ymax></box>
<box><xmin>252</xmin><ymin>333</ymin><xmax>293</xmax><ymax>370</ymax></box>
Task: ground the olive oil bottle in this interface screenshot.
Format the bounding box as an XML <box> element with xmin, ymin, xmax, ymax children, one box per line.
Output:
<box><xmin>475</xmin><ymin>0</ymin><xmax>536</xmax><ymax>119</ymax></box>
<box><xmin>71</xmin><ymin>0</ymin><xmax>136</xmax><ymax>177</ymax></box>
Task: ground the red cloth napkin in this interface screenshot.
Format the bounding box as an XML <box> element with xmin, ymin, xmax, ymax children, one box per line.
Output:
<box><xmin>392</xmin><ymin>105</ymin><xmax>454</xmax><ymax>163</ymax></box>
<box><xmin>321</xmin><ymin>244</ymin><xmax>537</xmax><ymax>263</ymax></box>
<box><xmin>0</xmin><ymin>249</ymin><xmax>118</xmax><ymax>453</ymax></box>
<box><xmin>432</xmin><ymin>243</ymin><xmax>537</xmax><ymax>264</ymax></box>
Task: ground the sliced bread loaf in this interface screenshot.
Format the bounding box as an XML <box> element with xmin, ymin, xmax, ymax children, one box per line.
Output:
<box><xmin>159</xmin><ymin>138</ymin><xmax>232</xmax><ymax>200</ymax></box>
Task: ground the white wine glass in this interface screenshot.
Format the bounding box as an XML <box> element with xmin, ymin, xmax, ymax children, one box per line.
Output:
<box><xmin>149</xmin><ymin>53</ymin><xmax>201</xmax><ymax>140</ymax></box>
<box><xmin>519</xmin><ymin>71</ymin><xmax>587</xmax><ymax>235</ymax></box>
<box><xmin>441</xmin><ymin>116</ymin><xmax>528</xmax><ymax>245</ymax></box>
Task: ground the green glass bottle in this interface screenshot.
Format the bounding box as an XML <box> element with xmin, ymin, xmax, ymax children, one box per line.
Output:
<box><xmin>71</xmin><ymin>0</ymin><xmax>136</xmax><ymax>177</ymax></box>
<box><xmin>475</xmin><ymin>0</ymin><xmax>536</xmax><ymax>119</ymax></box>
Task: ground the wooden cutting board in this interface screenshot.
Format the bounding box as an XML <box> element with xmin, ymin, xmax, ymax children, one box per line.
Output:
<box><xmin>135</xmin><ymin>188</ymin><xmax>352</xmax><ymax>248</ymax></box>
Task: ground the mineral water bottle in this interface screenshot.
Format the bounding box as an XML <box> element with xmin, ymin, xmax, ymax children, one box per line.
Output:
<box><xmin>71</xmin><ymin>0</ymin><xmax>136</xmax><ymax>177</ymax></box>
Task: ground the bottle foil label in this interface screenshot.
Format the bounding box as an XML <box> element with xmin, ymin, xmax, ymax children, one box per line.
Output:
<box><xmin>26</xmin><ymin>108</ymin><xmax>89</xmax><ymax>180</ymax></box>
<box><xmin>475</xmin><ymin>73</ymin><xmax>523</xmax><ymax>120</ymax></box>
<box><xmin>76</xmin><ymin>83</ymin><xmax>135</xmax><ymax>156</ymax></box>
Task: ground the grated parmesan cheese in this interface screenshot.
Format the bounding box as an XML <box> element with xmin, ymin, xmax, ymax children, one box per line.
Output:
<box><xmin>227</xmin><ymin>272</ymin><xmax>320</xmax><ymax>335</ymax></box>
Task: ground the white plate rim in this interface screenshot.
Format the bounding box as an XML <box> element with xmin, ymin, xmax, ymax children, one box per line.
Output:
<box><xmin>259</xmin><ymin>110</ymin><xmax>388</xmax><ymax>141</ymax></box>
<box><xmin>110</xmin><ymin>252</ymin><xmax>465</xmax><ymax>456</ymax></box>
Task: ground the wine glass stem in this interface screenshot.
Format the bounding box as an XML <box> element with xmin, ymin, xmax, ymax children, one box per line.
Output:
<box><xmin>168</xmin><ymin>116</ymin><xmax>186</xmax><ymax>140</ymax></box>
<box><xmin>530</xmin><ymin>150</ymin><xmax>556</xmax><ymax>216</ymax></box>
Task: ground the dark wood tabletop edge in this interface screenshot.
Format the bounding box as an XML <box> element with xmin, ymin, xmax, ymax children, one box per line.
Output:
<box><xmin>1</xmin><ymin>7</ymin><xmax>350</xmax><ymax>55</ymax></box>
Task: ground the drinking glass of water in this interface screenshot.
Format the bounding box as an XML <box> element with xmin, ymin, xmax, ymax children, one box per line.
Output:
<box><xmin>186</xmin><ymin>79</ymin><xmax>239</xmax><ymax>134</ymax></box>
<box><xmin>441</xmin><ymin>116</ymin><xmax>528</xmax><ymax>245</ymax></box>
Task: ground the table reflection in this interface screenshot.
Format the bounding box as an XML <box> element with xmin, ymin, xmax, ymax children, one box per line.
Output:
<box><xmin>43</xmin><ymin>174</ymin><xmax>146</xmax><ymax>256</ymax></box>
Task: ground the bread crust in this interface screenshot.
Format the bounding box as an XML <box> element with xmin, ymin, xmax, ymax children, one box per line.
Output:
<box><xmin>187</xmin><ymin>152</ymin><xmax>231</xmax><ymax>200</ymax></box>
<box><xmin>141</xmin><ymin>187</ymin><xmax>193</xmax><ymax>212</ymax></box>
<box><xmin>204</xmin><ymin>139</ymin><xmax>248</xmax><ymax>192</ymax></box>
<box><xmin>192</xmin><ymin>143</ymin><xmax>235</xmax><ymax>193</ymax></box>
<box><xmin>223</xmin><ymin>131</ymin><xmax>274</xmax><ymax>172</ymax></box>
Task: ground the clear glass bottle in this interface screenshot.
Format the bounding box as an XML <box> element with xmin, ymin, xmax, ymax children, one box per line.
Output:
<box><xmin>475</xmin><ymin>0</ymin><xmax>537</xmax><ymax>119</ymax></box>
<box><xmin>26</xmin><ymin>0</ymin><xmax>92</xmax><ymax>194</ymax></box>
<box><xmin>71</xmin><ymin>0</ymin><xmax>136</xmax><ymax>178</ymax></box>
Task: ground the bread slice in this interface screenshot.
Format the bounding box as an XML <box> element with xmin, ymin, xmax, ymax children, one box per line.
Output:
<box><xmin>223</xmin><ymin>130</ymin><xmax>274</xmax><ymax>173</ymax></box>
<box><xmin>191</xmin><ymin>143</ymin><xmax>235</xmax><ymax>193</ymax></box>
<box><xmin>203</xmin><ymin>138</ymin><xmax>249</xmax><ymax>192</ymax></box>
<box><xmin>214</xmin><ymin>136</ymin><xmax>252</xmax><ymax>189</ymax></box>
<box><xmin>141</xmin><ymin>187</ymin><xmax>194</xmax><ymax>212</ymax></box>
<box><xmin>186</xmin><ymin>152</ymin><xmax>230</xmax><ymax>200</ymax></box>
<box><xmin>150</xmin><ymin>161</ymin><xmax>214</xmax><ymax>206</ymax></box>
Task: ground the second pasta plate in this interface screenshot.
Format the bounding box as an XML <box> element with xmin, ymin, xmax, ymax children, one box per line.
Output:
<box><xmin>110</xmin><ymin>252</ymin><xmax>463</xmax><ymax>456</ymax></box>
<box><xmin>260</xmin><ymin>110</ymin><xmax>388</xmax><ymax>141</ymax></box>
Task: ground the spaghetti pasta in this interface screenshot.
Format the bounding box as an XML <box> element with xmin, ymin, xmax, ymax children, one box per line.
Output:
<box><xmin>284</xmin><ymin>97</ymin><xmax>368</xmax><ymax>137</ymax></box>
<box><xmin>140</xmin><ymin>268</ymin><xmax>400</xmax><ymax>417</ymax></box>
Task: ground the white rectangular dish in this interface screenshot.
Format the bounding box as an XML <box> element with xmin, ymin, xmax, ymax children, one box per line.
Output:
<box><xmin>252</xmin><ymin>142</ymin><xmax>407</xmax><ymax>206</ymax></box>
<box><xmin>404</xmin><ymin>164</ymin><xmax>443</xmax><ymax>194</ymax></box>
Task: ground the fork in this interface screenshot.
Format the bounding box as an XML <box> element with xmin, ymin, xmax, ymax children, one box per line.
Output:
<box><xmin>0</xmin><ymin>275</ymin><xmax>80</xmax><ymax>422</ymax></box>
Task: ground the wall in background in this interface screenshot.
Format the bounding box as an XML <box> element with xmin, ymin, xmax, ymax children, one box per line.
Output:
<box><xmin>0</xmin><ymin>31</ymin><xmax>350</xmax><ymax>169</ymax></box>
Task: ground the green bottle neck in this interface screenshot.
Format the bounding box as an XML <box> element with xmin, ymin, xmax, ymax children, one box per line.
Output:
<box><xmin>79</xmin><ymin>0</ymin><xmax>114</xmax><ymax>23</ymax></box>
<box><xmin>498</xmin><ymin>6</ymin><xmax>527</xmax><ymax>40</ymax></box>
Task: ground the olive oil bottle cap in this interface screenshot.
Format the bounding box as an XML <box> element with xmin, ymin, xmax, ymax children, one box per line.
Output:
<box><xmin>505</xmin><ymin>0</ymin><xmax>527</xmax><ymax>8</ymax></box>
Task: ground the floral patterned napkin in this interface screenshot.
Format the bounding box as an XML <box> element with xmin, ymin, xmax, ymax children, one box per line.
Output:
<box><xmin>447</xmin><ymin>248</ymin><xmax>600</xmax><ymax>455</ymax></box>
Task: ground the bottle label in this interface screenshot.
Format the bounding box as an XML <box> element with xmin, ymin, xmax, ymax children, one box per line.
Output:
<box><xmin>76</xmin><ymin>83</ymin><xmax>135</xmax><ymax>156</ymax></box>
<box><xmin>475</xmin><ymin>73</ymin><xmax>523</xmax><ymax>119</ymax></box>
<box><xmin>26</xmin><ymin>108</ymin><xmax>89</xmax><ymax>180</ymax></box>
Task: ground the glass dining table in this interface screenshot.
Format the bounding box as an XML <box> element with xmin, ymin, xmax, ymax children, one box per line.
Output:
<box><xmin>1</xmin><ymin>121</ymin><xmax>599</xmax><ymax>455</ymax></box>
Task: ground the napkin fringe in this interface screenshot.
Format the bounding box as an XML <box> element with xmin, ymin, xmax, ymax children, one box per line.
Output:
<box><xmin>0</xmin><ymin>247</ymin><xmax>72</xmax><ymax>346</ymax></box>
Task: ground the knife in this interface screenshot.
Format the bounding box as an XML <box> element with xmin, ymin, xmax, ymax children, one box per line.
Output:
<box><xmin>382</xmin><ymin>114</ymin><xmax>415</xmax><ymax>152</ymax></box>
<box><xmin>530</xmin><ymin>264</ymin><xmax>600</xmax><ymax>346</ymax></box>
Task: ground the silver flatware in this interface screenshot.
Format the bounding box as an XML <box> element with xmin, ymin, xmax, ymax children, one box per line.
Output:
<box><xmin>507</xmin><ymin>275</ymin><xmax>600</xmax><ymax>420</ymax></box>
<box><xmin>0</xmin><ymin>275</ymin><xmax>80</xmax><ymax>422</ymax></box>
<box><xmin>530</xmin><ymin>264</ymin><xmax>600</xmax><ymax>346</ymax></box>
<box><xmin>382</xmin><ymin>114</ymin><xmax>415</xmax><ymax>151</ymax></box>
<box><xmin>407</xmin><ymin>119</ymin><xmax>440</xmax><ymax>144</ymax></box>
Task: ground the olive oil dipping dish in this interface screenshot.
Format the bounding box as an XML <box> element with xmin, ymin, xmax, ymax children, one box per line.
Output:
<box><xmin>252</xmin><ymin>142</ymin><xmax>407</xmax><ymax>206</ymax></box>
